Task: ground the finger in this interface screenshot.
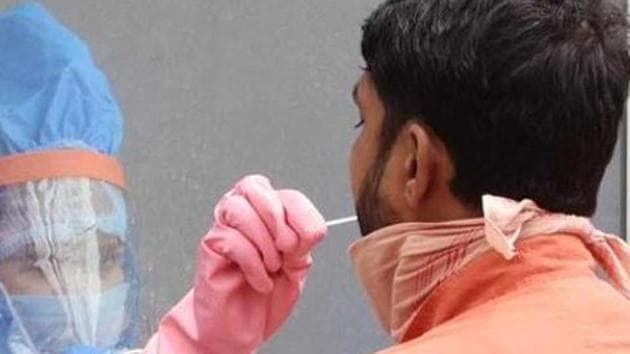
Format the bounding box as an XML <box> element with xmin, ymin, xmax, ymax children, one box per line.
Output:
<box><xmin>277</xmin><ymin>190</ymin><xmax>327</xmax><ymax>256</ymax></box>
<box><xmin>203</xmin><ymin>224</ymin><xmax>274</xmax><ymax>294</ymax></box>
<box><xmin>217</xmin><ymin>194</ymin><xmax>282</xmax><ymax>272</ymax></box>
<box><xmin>235</xmin><ymin>175</ymin><xmax>299</xmax><ymax>252</ymax></box>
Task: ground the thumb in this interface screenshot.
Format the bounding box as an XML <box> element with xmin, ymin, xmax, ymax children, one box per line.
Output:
<box><xmin>277</xmin><ymin>190</ymin><xmax>327</xmax><ymax>257</ymax></box>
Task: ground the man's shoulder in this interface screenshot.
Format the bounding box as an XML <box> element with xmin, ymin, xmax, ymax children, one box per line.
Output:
<box><xmin>371</xmin><ymin>274</ymin><xmax>630</xmax><ymax>354</ymax></box>
<box><xmin>371</xmin><ymin>329</ymin><xmax>488</xmax><ymax>354</ymax></box>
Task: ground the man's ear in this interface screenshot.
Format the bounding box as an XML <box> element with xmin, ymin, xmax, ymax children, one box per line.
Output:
<box><xmin>403</xmin><ymin>123</ymin><xmax>433</xmax><ymax>209</ymax></box>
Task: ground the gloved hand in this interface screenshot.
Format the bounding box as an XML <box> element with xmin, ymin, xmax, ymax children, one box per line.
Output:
<box><xmin>143</xmin><ymin>175</ymin><xmax>327</xmax><ymax>354</ymax></box>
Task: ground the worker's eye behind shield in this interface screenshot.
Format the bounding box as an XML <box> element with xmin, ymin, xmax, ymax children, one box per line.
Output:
<box><xmin>0</xmin><ymin>178</ymin><xmax>141</xmax><ymax>353</ymax></box>
<box><xmin>0</xmin><ymin>233</ymin><xmax>127</xmax><ymax>294</ymax></box>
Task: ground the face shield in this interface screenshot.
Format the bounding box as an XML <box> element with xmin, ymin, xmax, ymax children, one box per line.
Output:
<box><xmin>0</xmin><ymin>178</ymin><xmax>140</xmax><ymax>354</ymax></box>
<box><xmin>0</xmin><ymin>3</ymin><xmax>142</xmax><ymax>352</ymax></box>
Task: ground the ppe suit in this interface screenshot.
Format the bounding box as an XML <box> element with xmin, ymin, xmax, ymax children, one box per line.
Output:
<box><xmin>0</xmin><ymin>3</ymin><xmax>140</xmax><ymax>353</ymax></box>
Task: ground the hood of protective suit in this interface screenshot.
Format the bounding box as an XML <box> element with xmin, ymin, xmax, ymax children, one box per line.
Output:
<box><xmin>0</xmin><ymin>2</ymin><xmax>140</xmax><ymax>353</ymax></box>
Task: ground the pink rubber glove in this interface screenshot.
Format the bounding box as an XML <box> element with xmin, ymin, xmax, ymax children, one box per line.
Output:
<box><xmin>143</xmin><ymin>175</ymin><xmax>327</xmax><ymax>354</ymax></box>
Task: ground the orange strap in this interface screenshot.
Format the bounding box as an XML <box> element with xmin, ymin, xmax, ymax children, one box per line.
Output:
<box><xmin>0</xmin><ymin>149</ymin><xmax>126</xmax><ymax>189</ymax></box>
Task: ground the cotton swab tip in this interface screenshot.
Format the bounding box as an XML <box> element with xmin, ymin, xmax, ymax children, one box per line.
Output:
<box><xmin>325</xmin><ymin>215</ymin><xmax>358</xmax><ymax>227</ymax></box>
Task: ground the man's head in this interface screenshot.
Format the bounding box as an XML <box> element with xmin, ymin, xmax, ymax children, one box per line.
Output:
<box><xmin>350</xmin><ymin>0</ymin><xmax>630</xmax><ymax>235</ymax></box>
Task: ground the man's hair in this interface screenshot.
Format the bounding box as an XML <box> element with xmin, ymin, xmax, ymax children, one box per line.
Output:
<box><xmin>362</xmin><ymin>0</ymin><xmax>630</xmax><ymax>215</ymax></box>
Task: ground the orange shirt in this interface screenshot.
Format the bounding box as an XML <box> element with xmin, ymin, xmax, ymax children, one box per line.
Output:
<box><xmin>377</xmin><ymin>234</ymin><xmax>630</xmax><ymax>354</ymax></box>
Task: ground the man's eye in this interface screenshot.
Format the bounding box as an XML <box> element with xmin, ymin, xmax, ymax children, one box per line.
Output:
<box><xmin>354</xmin><ymin>119</ymin><xmax>365</xmax><ymax>129</ymax></box>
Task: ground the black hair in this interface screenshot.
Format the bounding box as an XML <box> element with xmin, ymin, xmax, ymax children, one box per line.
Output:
<box><xmin>362</xmin><ymin>0</ymin><xmax>630</xmax><ymax>215</ymax></box>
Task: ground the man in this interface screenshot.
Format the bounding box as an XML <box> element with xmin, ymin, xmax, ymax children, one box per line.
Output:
<box><xmin>146</xmin><ymin>0</ymin><xmax>630</xmax><ymax>354</ymax></box>
<box><xmin>0</xmin><ymin>3</ymin><xmax>141</xmax><ymax>353</ymax></box>
<box><xmin>146</xmin><ymin>0</ymin><xmax>630</xmax><ymax>353</ymax></box>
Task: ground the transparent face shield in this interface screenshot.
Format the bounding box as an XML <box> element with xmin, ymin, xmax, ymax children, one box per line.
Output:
<box><xmin>0</xmin><ymin>178</ymin><xmax>141</xmax><ymax>354</ymax></box>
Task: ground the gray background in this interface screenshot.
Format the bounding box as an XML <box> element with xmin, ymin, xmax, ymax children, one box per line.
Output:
<box><xmin>0</xmin><ymin>1</ymin><xmax>626</xmax><ymax>353</ymax></box>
